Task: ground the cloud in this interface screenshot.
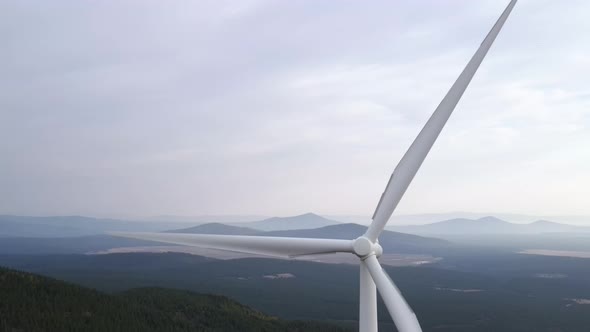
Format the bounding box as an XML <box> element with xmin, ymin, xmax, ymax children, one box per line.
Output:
<box><xmin>1</xmin><ymin>0</ymin><xmax>589</xmax><ymax>219</ymax></box>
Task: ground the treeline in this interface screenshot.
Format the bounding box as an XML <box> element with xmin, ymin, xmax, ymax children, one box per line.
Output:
<box><xmin>0</xmin><ymin>267</ymin><xmax>349</xmax><ymax>332</ymax></box>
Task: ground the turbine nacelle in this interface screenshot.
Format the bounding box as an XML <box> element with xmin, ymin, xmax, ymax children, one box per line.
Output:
<box><xmin>353</xmin><ymin>236</ymin><xmax>383</xmax><ymax>258</ymax></box>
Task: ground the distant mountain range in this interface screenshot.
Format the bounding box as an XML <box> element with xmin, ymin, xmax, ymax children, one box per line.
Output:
<box><xmin>235</xmin><ymin>213</ymin><xmax>340</xmax><ymax>231</ymax></box>
<box><xmin>7</xmin><ymin>213</ymin><xmax>588</xmax><ymax>239</ymax></box>
<box><xmin>0</xmin><ymin>213</ymin><xmax>339</xmax><ymax>238</ymax></box>
<box><xmin>389</xmin><ymin>216</ymin><xmax>590</xmax><ymax>235</ymax></box>
<box><xmin>4</xmin><ymin>213</ymin><xmax>590</xmax><ymax>257</ymax></box>
<box><xmin>0</xmin><ymin>215</ymin><xmax>194</xmax><ymax>238</ymax></box>
<box><xmin>166</xmin><ymin>213</ymin><xmax>342</xmax><ymax>234</ymax></box>
<box><xmin>0</xmin><ymin>212</ymin><xmax>448</xmax><ymax>255</ymax></box>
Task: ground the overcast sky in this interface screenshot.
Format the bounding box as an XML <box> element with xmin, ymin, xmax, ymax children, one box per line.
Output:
<box><xmin>1</xmin><ymin>0</ymin><xmax>589</xmax><ymax>219</ymax></box>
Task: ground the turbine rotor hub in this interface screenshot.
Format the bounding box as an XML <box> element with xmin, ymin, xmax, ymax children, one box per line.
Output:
<box><xmin>352</xmin><ymin>237</ymin><xmax>382</xmax><ymax>258</ymax></box>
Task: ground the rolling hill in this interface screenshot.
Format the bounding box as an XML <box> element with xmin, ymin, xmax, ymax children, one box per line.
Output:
<box><xmin>0</xmin><ymin>266</ymin><xmax>349</xmax><ymax>332</ymax></box>
<box><xmin>167</xmin><ymin>223</ymin><xmax>260</xmax><ymax>235</ymax></box>
<box><xmin>238</xmin><ymin>213</ymin><xmax>340</xmax><ymax>231</ymax></box>
<box><xmin>265</xmin><ymin>223</ymin><xmax>452</xmax><ymax>254</ymax></box>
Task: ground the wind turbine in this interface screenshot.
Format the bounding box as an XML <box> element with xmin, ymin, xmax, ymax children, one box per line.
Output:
<box><xmin>113</xmin><ymin>1</ymin><xmax>517</xmax><ymax>331</ymax></box>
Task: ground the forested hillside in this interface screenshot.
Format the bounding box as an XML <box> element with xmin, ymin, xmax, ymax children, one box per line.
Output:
<box><xmin>0</xmin><ymin>267</ymin><xmax>349</xmax><ymax>332</ymax></box>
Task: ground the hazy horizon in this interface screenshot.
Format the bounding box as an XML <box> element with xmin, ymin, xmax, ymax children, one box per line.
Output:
<box><xmin>2</xmin><ymin>210</ymin><xmax>590</xmax><ymax>227</ymax></box>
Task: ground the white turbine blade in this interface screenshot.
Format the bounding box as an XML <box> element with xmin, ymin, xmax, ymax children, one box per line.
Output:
<box><xmin>363</xmin><ymin>255</ymin><xmax>422</xmax><ymax>332</ymax></box>
<box><xmin>110</xmin><ymin>232</ymin><xmax>354</xmax><ymax>258</ymax></box>
<box><xmin>365</xmin><ymin>0</ymin><xmax>518</xmax><ymax>241</ymax></box>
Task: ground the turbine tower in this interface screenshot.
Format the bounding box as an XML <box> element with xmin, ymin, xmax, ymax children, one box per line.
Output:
<box><xmin>114</xmin><ymin>1</ymin><xmax>517</xmax><ymax>331</ymax></box>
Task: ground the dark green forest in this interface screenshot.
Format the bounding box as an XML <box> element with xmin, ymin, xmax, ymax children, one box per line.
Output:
<box><xmin>0</xmin><ymin>267</ymin><xmax>349</xmax><ymax>332</ymax></box>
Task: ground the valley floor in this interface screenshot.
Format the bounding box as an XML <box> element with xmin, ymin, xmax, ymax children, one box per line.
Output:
<box><xmin>1</xmin><ymin>250</ymin><xmax>590</xmax><ymax>332</ymax></box>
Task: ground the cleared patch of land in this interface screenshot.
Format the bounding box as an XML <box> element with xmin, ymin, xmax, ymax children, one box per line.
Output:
<box><xmin>520</xmin><ymin>249</ymin><xmax>590</xmax><ymax>258</ymax></box>
<box><xmin>534</xmin><ymin>273</ymin><xmax>567</xmax><ymax>279</ymax></box>
<box><xmin>434</xmin><ymin>287</ymin><xmax>484</xmax><ymax>293</ymax></box>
